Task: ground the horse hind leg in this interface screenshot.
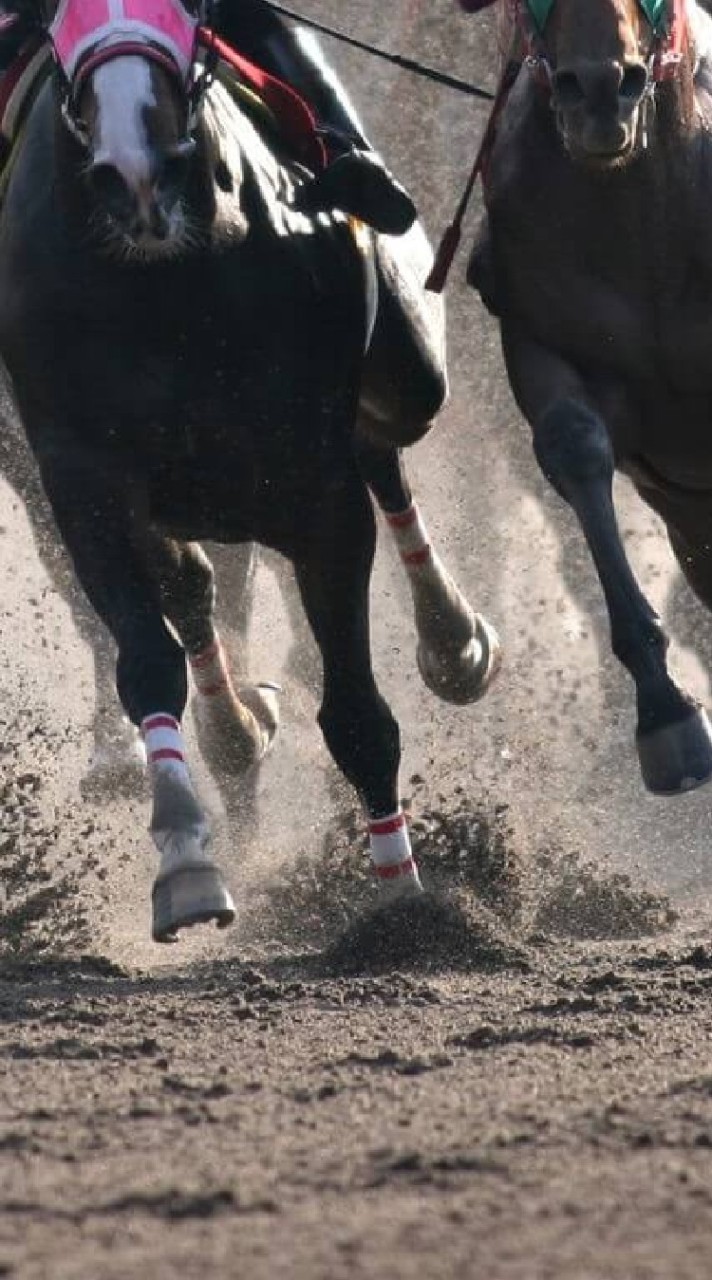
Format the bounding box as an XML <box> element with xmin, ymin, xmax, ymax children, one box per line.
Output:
<box><xmin>356</xmin><ymin>434</ymin><xmax>501</xmax><ymax>704</ymax></box>
<box><xmin>148</xmin><ymin>536</ymin><xmax>280</xmax><ymax>786</ymax></box>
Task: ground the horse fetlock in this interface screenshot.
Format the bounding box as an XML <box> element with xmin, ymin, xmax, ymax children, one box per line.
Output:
<box><xmin>147</xmin><ymin>766</ymin><xmax>234</xmax><ymax>941</ymax></box>
<box><xmin>369</xmin><ymin>808</ymin><xmax>423</xmax><ymax>898</ymax></box>
<box><xmin>612</xmin><ymin>615</ymin><xmax>669</xmax><ymax>677</ymax></box>
<box><xmin>192</xmin><ymin>681</ymin><xmax>280</xmax><ymax>778</ymax></box>
<box><xmin>150</xmin><ymin>771</ymin><xmax>210</xmax><ymax>855</ymax></box>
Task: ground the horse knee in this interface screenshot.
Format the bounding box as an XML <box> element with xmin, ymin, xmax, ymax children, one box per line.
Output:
<box><xmin>534</xmin><ymin>399</ymin><xmax>614</xmax><ymax>498</ymax></box>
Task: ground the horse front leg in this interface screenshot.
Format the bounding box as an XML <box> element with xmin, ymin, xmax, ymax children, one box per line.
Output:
<box><xmin>37</xmin><ymin>448</ymin><xmax>235</xmax><ymax>941</ymax></box>
<box><xmin>0</xmin><ymin>431</ymin><xmax>144</xmax><ymax>795</ymax></box>
<box><xmin>355</xmin><ymin>430</ymin><xmax>500</xmax><ymax>704</ymax></box>
<box><xmin>295</xmin><ymin>478</ymin><xmax>423</xmax><ymax>899</ymax></box>
<box><xmin>503</xmin><ymin>327</ymin><xmax>712</xmax><ymax>795</ymax></box>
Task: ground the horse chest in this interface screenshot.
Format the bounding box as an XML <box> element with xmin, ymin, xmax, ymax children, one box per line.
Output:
<box><xmin>493</xmin><ymin>176</ymin><xmax>712</xmax><ymax>393</ymax></box>
<box><xmin>490</xmin><ymin>158</ymin><xmax>712</xmax><ymax>482</ymax></box>
<box><xmin>48</xmin><ymin>258</ymin><xmax>348</xmax><ymax>432</ymax></box>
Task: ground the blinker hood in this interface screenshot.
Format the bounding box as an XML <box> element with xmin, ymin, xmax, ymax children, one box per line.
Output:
<box><xmin>526</xmin><ymin>0</ymin><xmax>669</xmax><ymax>35</ymax></box>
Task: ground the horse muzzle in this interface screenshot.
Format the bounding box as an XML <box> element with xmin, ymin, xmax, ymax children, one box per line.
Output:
<box><xmin>552</xmin><ymin>59</ymin><xmax>650</xmax><ymax>167</ymax></box>
<box><xmin>86</xmin><ymin>141</ymin><xmax>194</xmax><ymax>251</ymax></box>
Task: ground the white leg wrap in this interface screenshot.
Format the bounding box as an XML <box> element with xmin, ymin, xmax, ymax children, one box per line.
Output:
<box><xmin>386</xmin><ymin>503</ymin><xmax>432</xmax><ymax>573</ymax></box>
<box><xmin>368</xmin><ymin>809</ymin><xmax>422</xmax><ymax>888</ymax></box>
<box><xmin>141</xmin><ymin>713</ymin><xmax>190</xmax><ymax>786</ymax></box>
<box><xmin>189</xmin><ymin>637</ymin><xmax>231</xmax><ymax>698</ymax></box>
<box><xmin>139</xmin><ymin>714</ymin><xmax>233</xmax><ymax>941</ymax></box>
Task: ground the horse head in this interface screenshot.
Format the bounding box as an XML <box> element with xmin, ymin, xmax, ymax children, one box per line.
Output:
<box><xmin>518</xmin><ymin>0</ymin><xmax>690</xmax><ymax>166</ymax></box>
<box><xmin>43</xmin><ymin>0</ymin><xmax>212</xmax><ymax>255</ymax></box>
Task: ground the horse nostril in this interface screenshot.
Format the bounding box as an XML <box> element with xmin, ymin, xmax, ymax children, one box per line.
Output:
<box><xmin>87</xmin><ymin>161</ymin><xmax>136</xmax><ymax>223</ymax></box>
<box><xmin>157</xmin><ymin>141</ymin><xmax>195</xmax><ymax>209</ymax></box>
<box><xmin>620</xmin><ymin>64</ymin><xmax>648</xmax><ymax>102</ymax></box>
<box><xmin>553</xmin><ymin>70</ymin><xmax>585</xmax><ymax>111</ymax></box>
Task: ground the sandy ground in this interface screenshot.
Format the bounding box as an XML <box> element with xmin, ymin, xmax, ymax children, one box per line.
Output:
<box><xmin>5</xmin><ymin>2</ymin><xmax>712</xmax><ymax>1277</ymax></box>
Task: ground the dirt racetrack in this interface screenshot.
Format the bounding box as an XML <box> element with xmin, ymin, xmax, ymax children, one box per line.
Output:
<box><xmin>5</xmin><ymin>3</ymin><xmax>712</xmax><ymax>1277</ymax></box>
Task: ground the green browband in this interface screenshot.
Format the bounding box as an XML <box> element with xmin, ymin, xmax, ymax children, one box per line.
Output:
<box><xmin>526</xmin><ymin>0</ymin><xmax>668</xmax><ymax>35</ymax></box>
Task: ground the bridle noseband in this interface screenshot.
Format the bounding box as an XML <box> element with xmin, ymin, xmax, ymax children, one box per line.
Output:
<box><xmin>46</xmin><ymin>0</ymin><xmax>217</xmax><ymax>149</ymax></box>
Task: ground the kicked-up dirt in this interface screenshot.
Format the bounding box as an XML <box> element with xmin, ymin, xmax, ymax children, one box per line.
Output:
<box><xmin>6</xmin><ymin>2</ymin><xmax>712</xmax><ymax>1278</ymax></box>
<box><xmin>3</xmin><ymin>728</ymin><xmax>712</xmax><ymax>1280</ymax></box>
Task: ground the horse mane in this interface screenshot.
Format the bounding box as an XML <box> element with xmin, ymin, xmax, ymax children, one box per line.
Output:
<box><xmin>495</xmin><ymin>0</ymin><xmax>516</xmax><ymax>60</ymax></box>
<box><xmin>492</xmin><ymin>0</ymin><xmax>525</xmax><ymax>72</ymax></box>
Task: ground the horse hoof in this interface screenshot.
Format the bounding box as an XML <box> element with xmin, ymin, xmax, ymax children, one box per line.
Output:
<box><xmin>416</xmin><ymin>614</ymin><xmax>501</xmax><ymax>706</ymax></box>
<box><xmin>238</xmin><ymin>682</ymin><xmax>281</xmax><ymax>759</ymax></box>
<box><xmin>152</xmin><ymin>863</ymin><xmax>236</xmax><ymax>943</ymax></box>
<box><xmin>377</xmin><ymin>872</ymin><xmax>425</xmax><ymax>903</ymax></box>
<box><xmin>80</xmin><ymin>734</ymin><xmax>147</xmax><ymax>801</ymax></box>
<box><xmin>637</xmin><ymin>707</ymin><xmax>712</xmax><ymax>796</ymax></box>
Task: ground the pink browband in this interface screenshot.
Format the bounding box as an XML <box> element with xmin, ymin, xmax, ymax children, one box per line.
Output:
<box><xmin>50</xmin><ymin>0</ymin><xmax>199</xmax><ymax>83</ymax></box>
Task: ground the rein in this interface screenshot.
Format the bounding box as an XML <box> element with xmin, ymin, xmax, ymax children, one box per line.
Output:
<box><xmin>263</xmin><ymin>2</ymin><xmax>496</xmax><ymax>103</ymax></box>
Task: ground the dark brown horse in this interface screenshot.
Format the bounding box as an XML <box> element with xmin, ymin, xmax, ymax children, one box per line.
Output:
<box><xmin>0</xmin><ymin>1</ymin><xmax>500</xmax><ymax>941</ymax></box>
<box><xmin>469</xmin><ymin>0</ymin><xmax>712</xmax><ymax>796</ymax></box>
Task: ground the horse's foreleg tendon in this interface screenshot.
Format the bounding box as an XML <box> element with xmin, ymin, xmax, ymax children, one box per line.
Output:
<box><xmin>534</xmin><ymin>399</ymin><xmax>712</xmax><ymax>794</ymax></box>
<box><xmin>295</xmin><ymin>483</ymin><xmax>422</xmax><ymax>897</ymax></box>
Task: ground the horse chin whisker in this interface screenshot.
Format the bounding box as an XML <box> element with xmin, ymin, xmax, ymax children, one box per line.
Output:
<box><xmin>561</xmin><ymin>131</ymin><xmax>639</xmax><ymax>174</ymax></box>
<box><xmin>87</xmin><ymin>203</ymin><xmax>198</xmax><ymax>263</ymax></box>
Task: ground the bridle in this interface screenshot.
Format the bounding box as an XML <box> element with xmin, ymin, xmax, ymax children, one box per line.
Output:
<box><xmin>44</xmin><ymin>0</ymin><xmax>218</xmax><ymax>149</ymax></box>
<box><xmin>514</xmin><ymin>0</ymin><xmax>688</xmax><ymax>91</ymax></box>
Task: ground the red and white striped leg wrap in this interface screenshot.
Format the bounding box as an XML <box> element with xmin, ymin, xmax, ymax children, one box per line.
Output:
<box><xmin>368</xmin><ymin>809</ymin><xmax>421</xmax><ymax>886</ymax></box>
<box><xmin>386</xmin><ymin>503</ymin><xmax>432</xmax><ymax>571</ymax></box>
<box><xmin>189</xmin><ymin>637</ymin><xmax>231</xmax><ymax>699</ymax></box>
<box><xmin>141</xmin><ymin>713</ymin><xmax>190</xmax><ymax>786</ymax></box>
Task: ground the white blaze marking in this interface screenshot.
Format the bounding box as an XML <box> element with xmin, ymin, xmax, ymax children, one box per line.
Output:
<box><xmin>92</xmin><ymin>56</ymin><xmax>155</xmax><ymax>190</ymax></box>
